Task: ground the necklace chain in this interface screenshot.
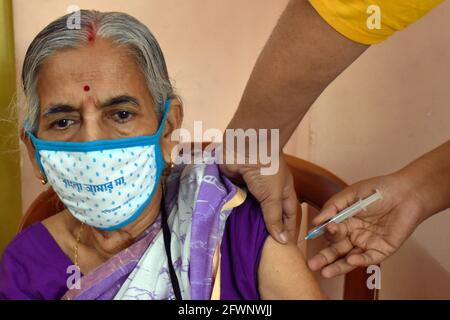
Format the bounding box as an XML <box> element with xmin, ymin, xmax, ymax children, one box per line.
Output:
<box><xmin>74</xmin><ymin>222</ymin><xmax>85</xmax><ymax>269</ymax></box>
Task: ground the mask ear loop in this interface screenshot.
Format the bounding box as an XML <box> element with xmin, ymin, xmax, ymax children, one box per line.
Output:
<box><xmin>155</xmin><ymin>99</ymin><xmax>173</xmax><ymax>177</ymax></box>
<box><xmin>23</xmin><ymin>123</ymin><xmax>49</xmax><ymax>185</ymax></box>
<box><xmin>155</xmin><ymin>99</ymin><xmax>172</xmax><ymax>139</ymax></box>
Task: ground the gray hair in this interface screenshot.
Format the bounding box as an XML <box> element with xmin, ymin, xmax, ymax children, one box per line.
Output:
<box><xmin>22</xmin><ymin>10</ymin><xmax>176</xmax><ymax>133</ymax></box>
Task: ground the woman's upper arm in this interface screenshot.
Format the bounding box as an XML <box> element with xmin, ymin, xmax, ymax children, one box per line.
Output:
<box><xmin>258</xmin><ymin>236</ymin><xmax>327</xmax><ymax>300</ymax></box>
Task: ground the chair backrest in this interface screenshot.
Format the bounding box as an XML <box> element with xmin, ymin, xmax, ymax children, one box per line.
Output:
<box><xmin>19</xmin><ymin>153</ymin><xmax>377</xmax><ymax>300</ymax></box>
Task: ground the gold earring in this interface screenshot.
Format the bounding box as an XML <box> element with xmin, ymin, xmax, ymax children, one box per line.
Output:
<box><xmin>40</xmin><ymin>174</ymin><xmax>48</xmax><ymax>185</ymax></box>
<box><xmin>163</xmin><ymin>161</ymin><xmax>174</xmax><ymax>176</ymax></box>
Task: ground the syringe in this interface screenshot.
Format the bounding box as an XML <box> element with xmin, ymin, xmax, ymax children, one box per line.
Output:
<box><xmin>304</xmin><ymin>189</ymin><xmax>383</xmax><ymax>241</ymax></box>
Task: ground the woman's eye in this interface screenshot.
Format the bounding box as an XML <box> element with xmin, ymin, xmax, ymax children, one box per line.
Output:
<box><xmin>112</xmin><ymin>110</ymin><xmax>134</xmax><ymax>123</ymax></box>
<box><xmin>51</xmin><ymin>119</ymin><xmax>75</xmax><ymax>130</ymax></box>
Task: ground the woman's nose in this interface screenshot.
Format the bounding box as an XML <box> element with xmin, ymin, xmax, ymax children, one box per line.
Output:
<box><xmin>76</xmin><ymin>98</ymin><xmax>110</xmax><ymax>142</ymax></box>
<box><xmin>76</xmin><ymin>120</ymin><xmax>105</xmax><ymax>141</ymax></box>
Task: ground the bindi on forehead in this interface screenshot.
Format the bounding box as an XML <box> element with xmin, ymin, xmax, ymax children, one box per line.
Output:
<box><xmin>83</xmin><ymin>85</ymin><xmax>91</xmax><ymax>92</ymax></box>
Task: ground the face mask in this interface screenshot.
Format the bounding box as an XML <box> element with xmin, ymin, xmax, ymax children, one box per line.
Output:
<box><xmin>27</xmin><ymin>99</ymin><xmax>171</xmax><ymax>231</ymax></box>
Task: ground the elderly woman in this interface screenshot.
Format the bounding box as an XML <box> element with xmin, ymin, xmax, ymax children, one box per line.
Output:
<box><xmin>0</xmin><ymin>10</ymin><xmax>325</xmax><ymax>300</ymax></box>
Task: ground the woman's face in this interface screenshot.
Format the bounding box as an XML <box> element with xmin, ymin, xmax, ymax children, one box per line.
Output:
<box><xmin>25</xmin><ymin>37</ymin><xmax>182</xmax><ymax>178</ymax></box>
<box><xmin>36</xmin><ymin>38</ymin><xmax>160</xmax><ymax>141</ymax></box>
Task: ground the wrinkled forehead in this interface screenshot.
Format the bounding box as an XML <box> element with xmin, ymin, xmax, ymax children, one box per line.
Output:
<box><xmin>36</xmin><ymin>38</ymin><xmax>152</xmax><ymax>112</ymax></box>
<box><xmin>36</xmin><ymin>38</ymin><xmax>145</xmax><ymax>95</ymax></box>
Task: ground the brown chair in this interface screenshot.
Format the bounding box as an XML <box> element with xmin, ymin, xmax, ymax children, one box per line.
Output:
<box><xmin>19</xmin><ymin>153</ymin><xmax>378</xmax><ymax>300</ymax></box>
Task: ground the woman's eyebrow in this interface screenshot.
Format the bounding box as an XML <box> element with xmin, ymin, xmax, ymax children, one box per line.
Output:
<box><xmin>42</xmin><ymin>95</ymin><xmax>140</xmax><ymax>117</ymax></box>
<box><xmin>101</xmin><ymin>95</ymin><xmax>140</xmax><ymax>108</ymax></box>
<box><xmin>42</xmin><ymin>104</ymin><xmax>77</xmax><ymax>117</ymax></box>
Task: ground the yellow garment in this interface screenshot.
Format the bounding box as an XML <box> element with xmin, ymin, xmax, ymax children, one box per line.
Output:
<box><xmin>308</xmin><ymin>0</ymin><xmax>443</xmax><ymax>44</ymax></box>
<box><xmin>222</xmin><ymin>187</ymin><xmax>246</xmax><ymax>210</ymax></box>
<box><xmin>210</xmin><ymin>244</ymin><xmax>221</xmax><ymax>300</ymax></box>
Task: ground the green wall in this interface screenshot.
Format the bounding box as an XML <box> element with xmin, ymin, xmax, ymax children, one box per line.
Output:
<box><xmin>0</xmin><ymin>0</ymin><xmax>22</xmax><ymax>253</ymax></box>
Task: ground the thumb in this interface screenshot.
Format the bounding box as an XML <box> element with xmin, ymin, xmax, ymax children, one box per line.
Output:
<box><xmin>260</xmin><ymin>197</ymin><xmax>288</xmax><ymax>244</ymax></box>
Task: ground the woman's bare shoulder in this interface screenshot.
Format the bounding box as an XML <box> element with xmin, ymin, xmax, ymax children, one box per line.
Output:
<box><xmin>258</xmin><ymin>236</ymin><xmax>327</xmax><ymax>300</ymax></box>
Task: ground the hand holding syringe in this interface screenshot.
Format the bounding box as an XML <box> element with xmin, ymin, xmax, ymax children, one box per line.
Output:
<box><xmin>304</xmin><ymin>190</ymin><xmax>383</xmax><ymax>241</ymax></box>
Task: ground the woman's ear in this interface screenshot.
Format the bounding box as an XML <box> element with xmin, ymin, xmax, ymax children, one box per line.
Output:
<box><xmin>160</xmin><ymin>99</ymin><xmax>183</xmax><ymax>164</ymax></box>
<box><xmin>21</xmin><ymin>128</ymin><xmax>46</xmax><ymax>181</ymax></box>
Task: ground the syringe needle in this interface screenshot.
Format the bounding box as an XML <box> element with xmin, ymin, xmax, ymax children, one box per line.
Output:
<box><xmin>304</xmin><ymin>189</ymin><xmax>383</xmax><ymax>241</ymax></box>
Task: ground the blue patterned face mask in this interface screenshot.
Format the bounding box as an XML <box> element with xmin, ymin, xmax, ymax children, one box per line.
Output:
<box><xmin>27</xmin><ymin>100</ymin><xmax>170</xmax><ymax>231</ymax></box>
